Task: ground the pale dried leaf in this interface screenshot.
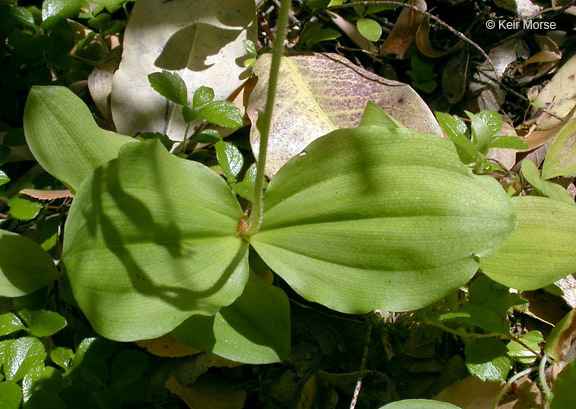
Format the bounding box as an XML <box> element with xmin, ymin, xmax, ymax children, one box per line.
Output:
<box><xmin>165</xmin><ymin>374</ymin><xmax>246</xmax><ymax>409</ymax></box>
<box><xmin>111</xmin><ymin>0</ymin><xmax>256</xmax><ymax>140</ymax></box>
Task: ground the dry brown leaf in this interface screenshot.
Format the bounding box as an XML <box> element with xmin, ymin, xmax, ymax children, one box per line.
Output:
<box><xmin>248</xmin><ymin>52</ymin><xmax>442</xmax><ymax>176</ymax></box>
<box><xmin>135</xmin><ymin>334</ymin><xmax>201</xmax><ymax>358</ymax></box>
<box><xmin>433</xmin><ymin>376</ymin><xmax>504</xmax><ymax>409</ymax></box>
<box><xmin>19</xmin><ymin>189</ymin><xmax>73</xmax><ymax>201</ymax></box>
<box><xmin>88</xmin><ymin>49</ymin><xmax>121</xmax><ymax>122</ymax></box>
<box><xmin>521</xmin><ymin>104</ymin><xmax>576</xmax><ymax>150</ymax></box>
<box><xmin>380</xmin><ymin>0</ymin><xmax>426</xmax><ymax>59</ymax></box>
<box><xmin>165</xmin><ymin>374</ymin><xmax>246</xmax><ymax>409</ymax></box>
<box><xmin>415</xmin><ymin>17</ymin><xmax>465</xmax><ymax>59</ymax></box>
<box><xmin>442</xmin><ymin>49</ymin><xmax>469</xmax><ymax>104</ymax></box>
<box><xmin>325</xmin><ymin>11</ymin><xmax>377</xmax><ymax>53</ymax></box>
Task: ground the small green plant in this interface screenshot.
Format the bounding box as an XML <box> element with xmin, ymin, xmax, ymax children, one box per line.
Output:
<box><xmin>407</xmin><ymin>54</ymin><xmax>438</xmax><ymax>94</ymax></box>
<box><xmin>435</xmin><ymin>109</ymin><xmax>529</xmax><ymax>174</ymax></box>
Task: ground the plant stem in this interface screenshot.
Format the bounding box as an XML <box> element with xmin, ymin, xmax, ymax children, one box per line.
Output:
<box><xmin>491</xmin><ymin>366</ymin><xmax>538</xmax><ymax>409</ymax></box>
<box><xmin>539</xmin><ymin>353</ymin><xmax>552</xmax><ymax>402</ymax></box>
<box><xmin>245</xmin><ymin>0</ymin><xmax>291</xmax><ymax>236</ymax></box>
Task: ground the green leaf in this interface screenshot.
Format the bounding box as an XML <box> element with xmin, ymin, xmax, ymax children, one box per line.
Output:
<box><xmin>215</xmin><ymin>141</ymin><xmax>244</xmax><ymax>181</ymax></box>
<box><xmin>467</xmin><ymin>111</ymin><xmax>493</xmax><ymax>156</ymax></box>
<box><xmin>231</xmin><ymin>163</ymin><xmax>257</xmax><ymax>201</ymax></box>
<box><xmin>21</xmin><ymin>364</ymin><xmax>67</xmax><ymax>408</ymax></box>
<box><xmin>90</xmin><ymin>0</ymin><xmax>124</xmax><ymax>13</ymax></box>
<box><xmin>109</xmin><ymin>350</ymin><xmax>148</xmax><ymax>387</ymax></box>
<box><xmin>480</xmin><ymin>196</ymin><xmax>576</xmax><ymax>290</ymax></box>
<box><xmin>182</xmin><ymin>106</ymin><xmax>200</xmax><ymax>123</ymax></box>
<box><xmin>490</xmin><ymin>136</ymin><xmax>528</xmax><ymax>150</ymax></box>
<box><xmin>0</xmin><ymin>381</ymin><xmax>22</xmax><ymax>409</ymax></box>
<box><xmin>148</xmin><ymin>71</ymin><xmax>188</xmax><ymax>106</ymax></box>
<box><xmin>19</xmin><ymin>310</ymin><xmax>67</xmax><ymax>337</ymax></box>
<box><xmin>192</xmin><ymin>86</ymin><xmax>215</xmax><ymax>108</ymax></box>
<box><xmin>506</xmin><ymin>331</ymin><xmax>543</xmax><ymax>364</ymax></box>
<box><xmin>191</xmin><ymin>129</ymin><xmax>222</xmax><ymax>144</ymax></box>
<box><xmin>465</xmin><ymin>338</ymin><xmax>511</xmax><ymax>382</ymax></box>
<box><xmin>542</xmin><ymin>116</ymin><xmax>576</xmax><ymax>179</ymax></box>
<box><xmin>379</xmin><ymin>400</ymin><xmax>462</xmax><ymax>409</ymax></box>
<box><xmin>356</xmin><ymin>18</ymin><xmax>382</xmax><ymax>42</ymax></box>
<box><xmin>435</xmin><ymin>112</ymin><xmax>476</xmax><ymax>163</ymax></box>
<box><xmin>477</xmin><ymin>111</ymin><xmax>503</xmax><ymax>137</ymax></box>
<box><xmin>23</xmin><ymin>86</ymin><xmax>137</xmax><ymax>192</ymax></box>
<box><xmin>198</xmin><ymin>101</ymin><xmax>243</xmax><ymax>128</ymax></box>
<box><xmin>0</xmin><ymin>229</ymin><xmax>59</xmax><ymax>297</ymax></box>
<box><xmin>249</xmin><ymin>110</ymin><xmax>517</xmax><ymax>313</ymax></box>
<box><xmin>50</xmin><ymin>347</ymin><xmax>74</xmax><ymax>371</ymax></box>
<box><xmin>63</xmin><ymin>140</ymin><xmax>248</xmax><ymax>341</ymax></box>
<box><xmin>450</xmin><ymin>304</ymin><xmax>510</xmax><ymax>334</ymax></box>
<box><xmin>0</xmin><ymin>312</ymin><xmax>25</xmax><ymax>336</ymax></box>
<box><xmin>7</xmin><ymin>194</ymin><xmax>42</xmax><ymax>221</ymax></box>
<box><xmin>0</xmin><ymin>170</ymin><xmax>9</xmax><ymax>186</ymax></box>
<box><xmin>172</xmin><ymin>271</ymin><xmax>291</xmax><ymax>364</ymax></box>
<box><xmin>468</xmin><ymin>275</ymin><xmax>527</xmax><ymax>317</ymax></box>
<box><xmin>520</xmin><ymin>160</ymin><xmax>574</xmax><ymax>205</ymax></box>
<box><xmin>551</xmin><ymin>361</ymin><xmax>576</xmax><ymax>409</ymax></box>
<box><xmin>1</xmin><ymin>337</ymin><xmax>47</xmax><ymax>382</ymax></box>
<box><xmin>242</xmin><ymin>39</ymin><xmax>257</xmax><ymax>55</ymax></box>
<box><xmin>42</xmin><ymin>0</ymin><xmax>84</xmax><ymax>21</ymax></box>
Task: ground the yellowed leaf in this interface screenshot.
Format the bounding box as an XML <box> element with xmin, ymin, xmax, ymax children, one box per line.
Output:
<box><xmin>165</xmin><ymin>374</ymin><xmax>246</xmax><ymax>409</ymax></box>
<box><xmin>248</xmin><ymin>53</ymin><xmax>442</xmax><ymax>176</ymax></box>
<box><xmin>135</xmin><ymin>334</ymin><xmax>201</xmax><ymax>358</ymax></box>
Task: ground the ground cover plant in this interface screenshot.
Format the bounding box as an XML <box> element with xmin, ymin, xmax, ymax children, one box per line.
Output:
<box><xmin>1</xmin><ymin>0</ymin><xmax>576</xmax><ymax>408</ymax></box>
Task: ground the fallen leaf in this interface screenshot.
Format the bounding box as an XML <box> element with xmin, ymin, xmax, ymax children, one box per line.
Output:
<box><xmin>248</xmin><ymin>52</ymin><xmax>442</xmax><ymax>176</ymax></box>
<box><xmin>111</xmin><ymin>0</ymin><xmax>256</xmax><ymax>140</ymax></box>
<box><xmin>433</xmin><ymin>376</ymin><xmax>504</xmax><ymax>409</ymax></box>
<box><xmin>415</xmin><ymin>17</ymin><xmax>464</xmax><ymax>59</ymax></box>
<box><xmin>325</xmin><ymin>11</ymin><xmax>377</xmax><ymax>53</ymax></box>
<box><xmin>135</xmin><ymin>334</ymin><xmax>201</xmax><ymax>358</ymax></box>
<box><xmin>19</xmin><ymin>189</ymin><xmax>73</xmax><ymax>201</ymax></box>
<box><xmin>165</xmin><ymin>373</ymin><xmax>246</xmax><ymax>409</ymax></box>
<box><xmin>493</xmin><ymin>0</ymin><xmax>542</xmax><ymax>18</ymax></box>
<box><xmin>88</xmin><ymin>48</ymin><xmax>121</xmax><ymax>122</ymax></box>
<box><xmin>380</xmin><ymin>0</ymin><xmax>426</xmax><ymax>59</ymax></box>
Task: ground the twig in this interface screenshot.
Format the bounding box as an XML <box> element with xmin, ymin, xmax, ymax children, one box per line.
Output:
<box><xmin>350</xmin><ymin>317</ymin><xmax>373</xmax><ymax>409</ymax></box>
<box><xmin>328</xmin><ymin>1</ymin><xmax>499</xmax><ymax>80</ymax></box>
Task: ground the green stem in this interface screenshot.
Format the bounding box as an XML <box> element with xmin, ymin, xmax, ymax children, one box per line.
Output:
<box><xmin>245</xmin><ymin>0</ymin><xmax>291</xmax><ymax>236</ymax></box>
<box><xmin>539</xmin><ymin>353</ymin><xmax>552</xmax><ymax>403</ymax></box>
<box><xmin>491</xmin><ymin>366</ymin><xmax>538</xmax><ymax>409</ymax></box>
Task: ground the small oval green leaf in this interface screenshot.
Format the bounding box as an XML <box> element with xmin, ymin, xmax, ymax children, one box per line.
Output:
<box><xmin>192</xmin><ymin>86</ymin><xmax>215</xmax><ymax>108</ymax></box>
<box><xmin>465</xmin><ymin>338</ymin><xmax>511</xmax><ymax>382</ymax></box>
<box><xmin>148</xmin><ymin>70</ymin><xmax>188</xmax><ymax>106</ymax></box>
<box><xmin>19</xmin><ymin>310</ymin><xmax>67</xmax><ymax>337</ymax></box>
<box><xmin>379</xmin><ymin>400</ymin><xmax>462</xmax><ymax>409</ymax></box>
<box><xmin>198</xmin><ymin>101</ymin><xmax>243</xmax><ymax>128</ymax></box>
<box><xmin>357</xmin><ymin>18</ymin><xmax>382</xmax><ymax>42</ymax></box>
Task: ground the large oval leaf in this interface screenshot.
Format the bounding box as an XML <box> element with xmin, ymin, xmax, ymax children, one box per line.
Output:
<box><xmin>23</xmin><ymin>86</ymin><xmax>136</xmax><ymax>192</ymax></box>
<box><xmin>249</xmin><ymin>107</ymin><xmax>516</xmax><ymax>313</ymax></box>
<box><xmin>0</xmin><ymin>230</ymin><xmax>58</xmax><ymax>297</ymax></box>
<box><xmin>172</xmin><ymin>271</ymin><xmax>291</xmax><ymax>364</ymax></box>
<box><xmin>480</xmin><ymin>196</ymin><xmax>576</xmax><ymax>290</ymax></box>
<box><xmin>111</xmin><ymin>0</ymin><xmax>255</xmax><ymax>140</ymax></box>
<box><xmin>63</xmin><ymin>140</ymin><xmax>248</xmax><ymax>341</ymax></box>
<box><xmin>248</xmin><ymin>53</ymin><xmax>442</xmax><ymax>177</ymax></box>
